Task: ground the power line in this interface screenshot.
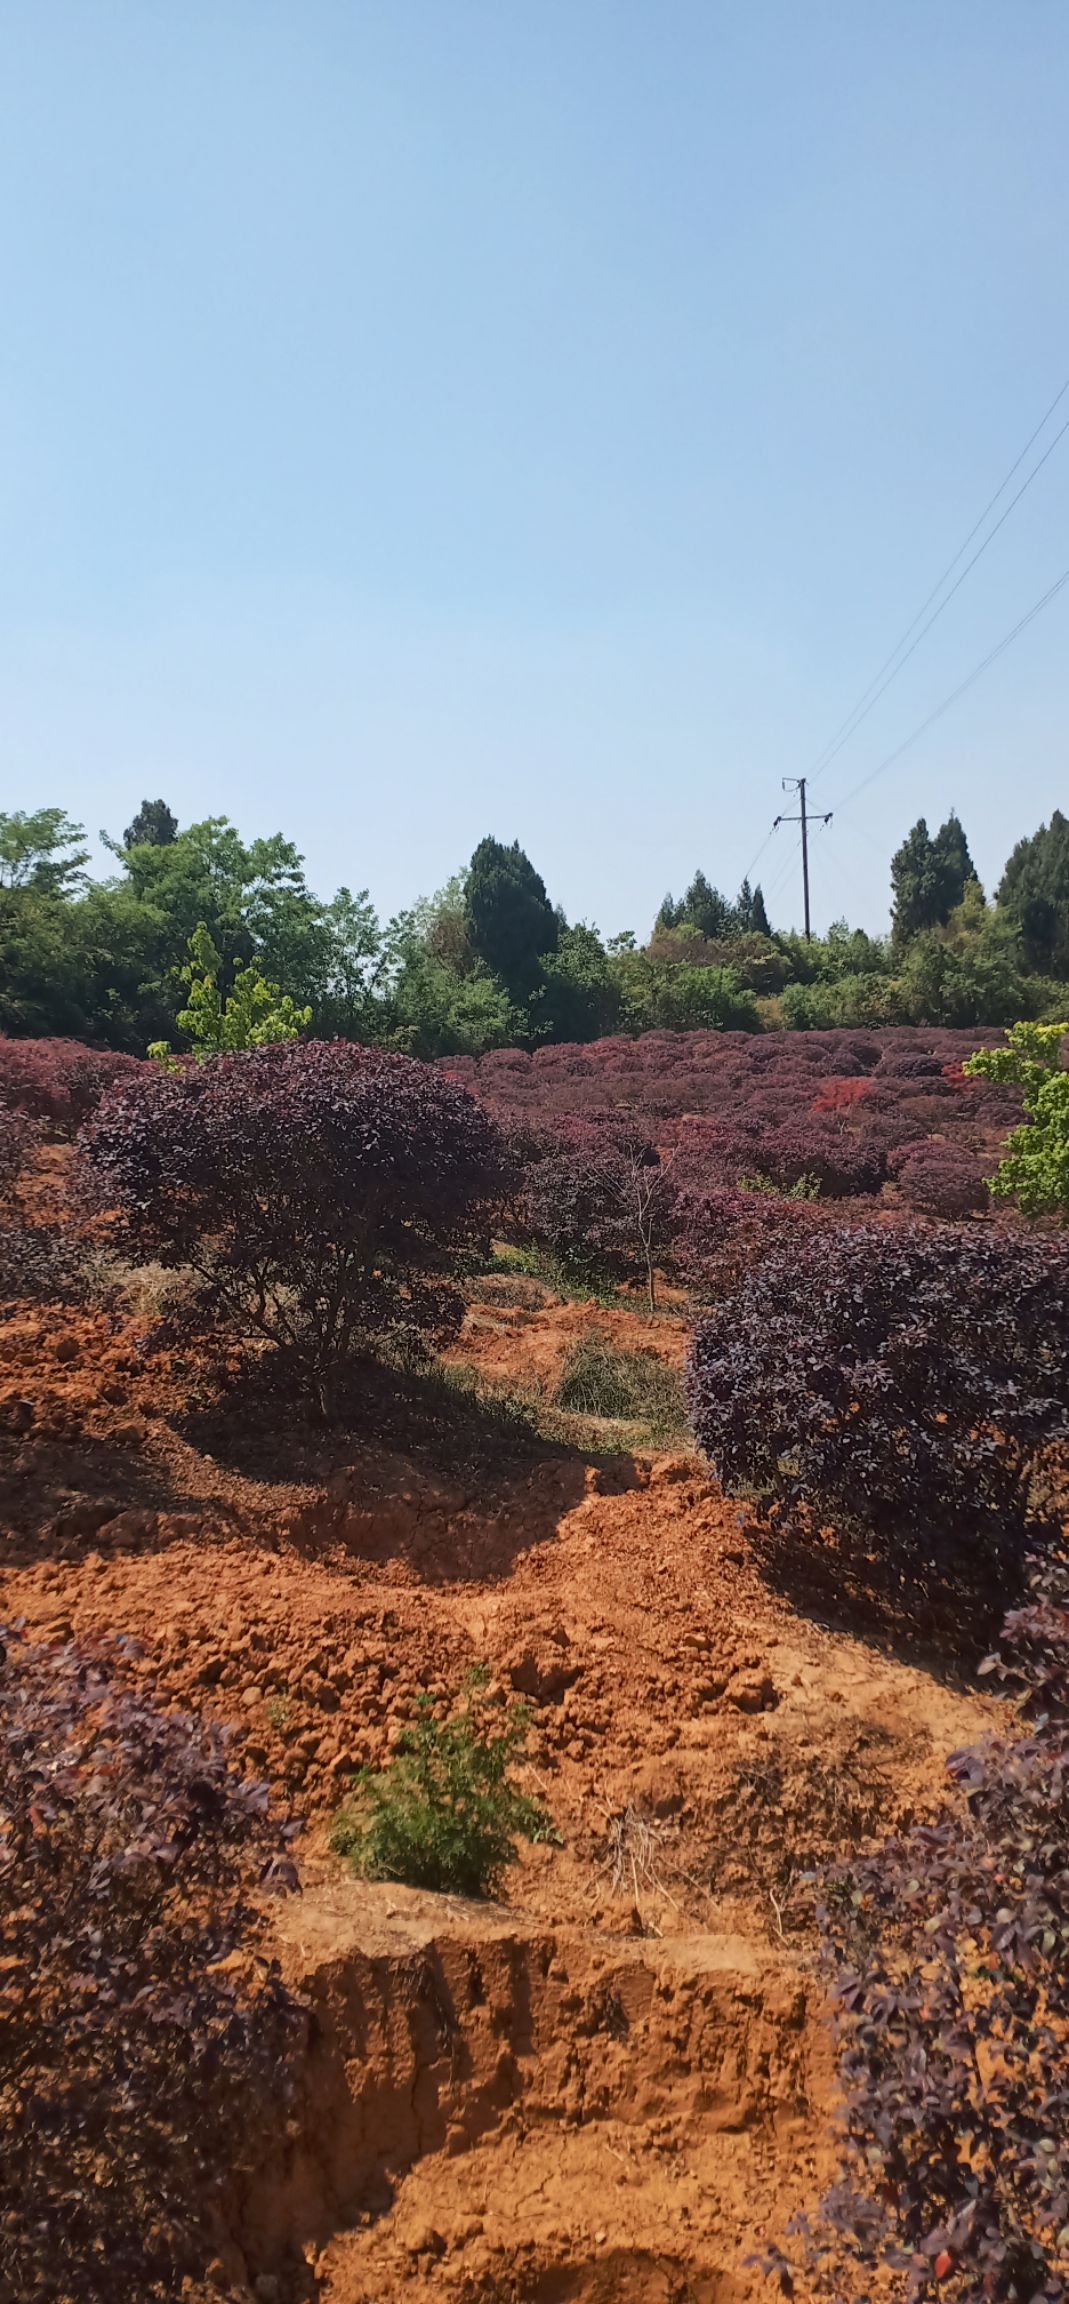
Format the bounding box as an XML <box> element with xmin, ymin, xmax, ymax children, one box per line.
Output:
<box><xmin>807</xmin><ymin>367</ymin><xmax>1069</xmax><ymax>783</ymax></box>
<box><xmin>764</xmin><ymin>834</ymin><xmax>803</xmax><ymax>911</ymax></box>
<box><xmin>736</xmin><ymin>826</ymin><xmax>778</xmax><ymax>889</ymax></box>
<box><xmin>829</xmin><ymin>557</ymin><xmax>1069</xmax><ymax>814</ymax></box>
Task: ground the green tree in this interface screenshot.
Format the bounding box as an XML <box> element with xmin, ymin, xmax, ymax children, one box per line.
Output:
<box><xmin>0</xmin><ymin>809</ymin><xmax>88</xmax><ymax>896</ymax></box>
<box><xmin>123</xmin><ymin>798</ymin><xmax>178</xmax><ymax>848</ymax></box>
<box><xmin>998</xmin><ymin>809</ymin><xmax>1069</xmax><ymax>976</ymax></box>
<box><xmin>742</xmin><ymin>879</ymin><xmax>771</xmax><ymax>937</ymax></box>
<box><xmin>149</xmin><ymin>924</ymin><xmax>312</xmax><ymax>1061</ymax></box>
<box><xmin>891</xmin><ymin>815</ymin><xmax>976</xmax><ymax>948</ymax></box>
<box><xmin>316</xmin><ymin>887</ymin><xmax>384</xmax><ymax>1038</ymax></box>
<box><xmin>894</xmin><ymin>883</ymin><xmax>1023</xmax><ymax>1026</ymax></box>
<box><xmin>465</xmin><ymin>838</ymin><xmax>559</xmax><ymax>1000</ymax></box>
<box><xmin>931</xmin><ymin>809</ymin><xmax>978</xmax><ymax>913</ymax></box>
<box><xmin>965</xmin><ymin>1021</ymin><xmax>1069</xmax><ymax>1216</ymax></box>
<box><xmin>668</xmin><ymin>869</ymin><xmax>736</xmax><ymax>940</ymax></box>
<box><xmin>382</xmin><ymin>898</ymin><xmax>522</xmax><ymax>1057</ymax></box>
<box><xmin>537</xmin><ymin>922</ymin><xmax>621</xmax><ymax>1041</ymax></box>
<box><xmin>610</xmin><ymin>948</ymin><xmax>758</xmax><ymax>1033</ymax></box>
<box><xmin>0</xmin><ymin>812</ymin><xmax>94</xmax><ymax>1036</ymax></box>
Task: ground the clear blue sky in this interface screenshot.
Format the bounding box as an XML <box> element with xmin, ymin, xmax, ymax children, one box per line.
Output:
<box><xmin>2</xmin><ymin>2</ymin><xmax>1067</xmax><ymax>938</ymax></box>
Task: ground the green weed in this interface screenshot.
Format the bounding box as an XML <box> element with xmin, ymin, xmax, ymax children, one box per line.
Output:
<box><xmin>331</xmin><ymin>1667</ymin><xmax>553</xmax><ymax>1898</ymax></box>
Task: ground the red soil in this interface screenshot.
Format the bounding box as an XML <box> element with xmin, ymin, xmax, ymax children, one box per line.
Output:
<box><xmin>0</xmin><ymin>1216</ymin><xmax>999</xmax><ymax>2301</ymax></box>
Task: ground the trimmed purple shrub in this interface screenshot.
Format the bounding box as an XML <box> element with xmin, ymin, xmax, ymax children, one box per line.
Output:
<box><xmin>0</xmin><ymin>1037</ymin><xmax>143</xmax><ymax>1134</ymax></box>
<box><xmin>0</xmin><ymin>1623</ymin><xmax>300</xmax><ymax>2301</ymax></box>
<box><xmin>515</xmin><ymin>1118</ymin><xmax>680</xmax><ymax>1307</ymax></box>
<box><xmin>806</xmin><ymin>1559</ymin><xmax>1069</xmax><ymax>2301</ymax></box>
<box><xmin>675</xmin><ymin>1184</ymin><xmax>829</xmax><ymax>1298</ymax></box>
<box><xmin>80</xmin><ymin>1040</ymin><xmax>504</xmax><ymax>1414</ymax></box>
<box><xmin>687</xmin><ymin>1223</ymin><xmax>1069</xmax><ymax>1637</ymax></box>
<box><xmin>757</xmin><ymin>1119</ymin><xmax>888</xmax><ymax>1198</ymax></box>
<box><xmin>896</xmin><ymin>1143</ymin><xmax>989</xmax><ymax>1218</ymax></box>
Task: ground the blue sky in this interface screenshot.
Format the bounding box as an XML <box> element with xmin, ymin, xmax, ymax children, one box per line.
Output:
<box><xmin>2</xmin><ymin>1</ymin><xmax>1067</xmax><ymax>938</ymax></box>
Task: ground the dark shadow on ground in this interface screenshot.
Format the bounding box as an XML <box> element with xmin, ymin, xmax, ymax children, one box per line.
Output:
<box><xmin>748</xmin><ymin>1513</ymin><xmax>1011</xmax><ymax>1691</ymax></box>
<box><xmin>0</xmin><ymin>1431</ymin><xmax>223</xmax><ymax>1568</ymax></box>
<box><xmin>179</xmin><ymin>1350</ymin><xmax>635</xmax><ymax>1491</ymax></box>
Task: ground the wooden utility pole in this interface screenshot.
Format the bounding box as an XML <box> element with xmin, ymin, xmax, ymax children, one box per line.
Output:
<box><xmin>774</xmin><ymin>777</ymin><xmax>832</xmax><ymax>941</ymax></box>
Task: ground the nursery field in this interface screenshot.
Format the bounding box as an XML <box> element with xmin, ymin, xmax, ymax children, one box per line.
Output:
<box><xmin>1</xmin><ymin>1023</ymin><xmax>1067</xmax><ymax>2304</ymax></box>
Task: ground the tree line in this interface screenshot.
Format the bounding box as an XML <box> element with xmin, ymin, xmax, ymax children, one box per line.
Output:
<box><xmin>1</xmin><ymin>795</ymin><xmax>1068</xmax><ymax>1056</ymax></box>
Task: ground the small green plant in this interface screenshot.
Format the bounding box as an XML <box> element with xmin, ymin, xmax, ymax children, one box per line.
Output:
<box><xmin>555</xmin><ymin>1337</ymin><xmax>686</xmax><ymax>1438</ymax></box>
<box><xmin>265</xmin><ymin>1693</ymin><xmax>292</xmax><ymax>1732</ymax></box>
<box><xmin>737</xmin><ymin>1169</ymin><xmax>821</xmax><ymax>1201</ymax></box>
<box><xmin>149</xmin><ymin>922</ymin><xmax>312</xmax><ymax>1062</ymax></box>
<box><xmin>965</xmin><ymin>1018</ymin><xmax>1069</xmax><ymax>1216</ymax></box>
<box><xmin>331</xmin><ymin>1667</ymin><xmax>552</xmax><ymax>1898</ymax></box>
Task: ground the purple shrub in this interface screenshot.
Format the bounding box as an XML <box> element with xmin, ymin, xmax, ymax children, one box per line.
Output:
<box><xmin>687</xmin><ymin>1223</ymin><xmax>1069</xmax><ymax>1637</ymax></box>
<box><xmin>80</xmin><ymin>1040</ymin><xmax>504</xmax><ymax>1414</ymax></box>
<box><xmin>809</xmin><ymin>1557</ymin><xmax>1069</xmax><ymax>2300</ymax></box>
<box><xmin>0</xmin><ymin>1037</ymin><xmax>144</xmax><ymax>1134</ymax></box>
<box><xmin>516</xmin><ymin>1118</ymin><xmax>680</xmax><ymax>1307</ymax></box>
<box><xmin>675</xmin><ymin>1184</ymin><xmax>829</xmax><ymax>1297</ymax></box>
<box><xmin>896</xmin><ymin>1143</ymin><xmax>989</xmax><ymax>1218</ymax></box>
<box><xmin>0</xmin><ymin>1100</ymin><xmax>29</xmax><ymax>1202</ymax></box>
<box><xmin>0</xmin><ymin>1623</ymin><xmax>300</xmax><ymax>2302</ymax></box>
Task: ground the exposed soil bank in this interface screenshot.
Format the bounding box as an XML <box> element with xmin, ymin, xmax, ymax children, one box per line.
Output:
<box><xmin>0</xmin><ymin>1276</ymin><xmax>999</xmax><ymax>2298</ymax></box>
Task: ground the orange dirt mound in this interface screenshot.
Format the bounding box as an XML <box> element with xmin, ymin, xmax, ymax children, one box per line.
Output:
<box><xmin>0</xmin><ymin>1236</ymin><xmax>999</xmax><ymax>2301</ymax></box>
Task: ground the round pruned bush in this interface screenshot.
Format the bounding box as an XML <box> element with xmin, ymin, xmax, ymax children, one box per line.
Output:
<box><xmin>896</xmin><ymin>1142</ymin><xmax>989</xmax><ymax>1219</ymax></box>
<box><xmin>514</xmin><ymin>1117</ymin><xmax>680</xmax><ymax>1309</ymax></box>
<box><xmin>674</xmin><ymin>1183</ymin><xmax>829</xmax><ymax>1299</ymax></box>
<box><xmin>0</xmin><ymin>1623</ymin><xmax>301</xmax><ymax>2302</ymax></box>
<box><xmin>757</xmin><ymin>1118</ymin><xmax>888</xmax><ymax>1198</ymax></box>
<box><xmin>687</xmin><ymin>1223</ymin><xmax>1069</xmax><ymax>1639</ymax></box>
<box><xmin>797</xmin><ymin>1558</ymin><xmax>1069</xmax><ymax>2302</ymax></box>
<box><xmin>80</xmin><ymin>1039</ymin><xmax>504</xmax><ymax>1416</ymax></box>
<box><xmin>0</xmin><ymin>1037</ymin><xmax>143</xmax><ymax>1134</ymax></box>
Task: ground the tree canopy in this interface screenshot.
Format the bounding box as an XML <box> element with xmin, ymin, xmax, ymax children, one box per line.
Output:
<box><xmin>0</xmin><ymin>796</ymin><xmax>1067</xmax><ymax>1058</ymax></box>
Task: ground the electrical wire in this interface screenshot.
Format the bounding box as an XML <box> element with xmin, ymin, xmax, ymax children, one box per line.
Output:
<box><xmin>829</xmin><ymin>557</ymin><xmax>1069</xmax><ymax>814</ymax></box>
<box><xmin>764</xmin><ymin>833</ymin><xmax>803</xmax><ymax>915</ymax></box>
<box><xmin>807</xmin><ymin>367</ymin><xmax>1069</xmax><ymax>784</ymax></box>
<box><xmin>735</xmin><ymin>825</ymin><xmax>778</xmax><ymax>890</ymax></box>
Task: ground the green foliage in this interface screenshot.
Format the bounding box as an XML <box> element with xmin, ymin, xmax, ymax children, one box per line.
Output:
<box><xmin>898</xmin><ymin>900</ymin><xmax>1033</xmax><ymax>1027</ymax></box>
<box><xmin>998</xmin><ymin>806</ymin><xmax>1069</xmax><ymax>974</ymax></box>
<box><xmin>965</xmin><ymin>1020</ymin><xmax>1069</xmax><ymax>1216</ymax></box>
<box><xmin>555</xmin><ymin>1338</ymin><xmax>686</xmax><ymax>1437</ymax></box>
<box><xmin>149</xmin><ymin>924</ymin><xmax>312</xmax><ymax>1061</ymax></box>
<box><xmin>123</xmin><ymin>797</ymin><xmax>177</xmax><ymax>848</ymax></box>
<box><xmin>537</xmin><ymin>922</ymin><xmax>622</xmax><ymax>1041</ymax></box>
<box><xmin>890</xmin><ymin>812</ymin><xmax>979</xmax><ymax>948</ymax></box>
<box><xmin>331</xmin><ymin>1668</ymin><xmax>551</xmax><ymax>1897</ymax></box>
<box><xmin>5</xmin><ymin>788</ymin><xmax>1069</xmax><ymax>1059</ymax></box>
<box><xmin>0</xmin><ymin>808</ymin><xmax>89</xmax><ymax>896</ymax></box>
<box><xmin>465</xmin><ymin>837</ymin><xmax>559</xmax><ymax>999</ymax></box>
<box><xmin>657</xmin><ymin>869</ymin><xmax>770</xmax><ymax>942</ymax></box>
<box><xmin>780</xmin><ymin>972</ymin><xmax>908</xmax><ymax>1030</ymax></box>
<box><xmin>0</xmin><ymin>813</ymin><xmax>95</xmax><ymax>1037</ymax></box>
<box><xmin>611</xmin><ymin>949</ymin><xmax>760</xmax><ymax>1033</ymax></box>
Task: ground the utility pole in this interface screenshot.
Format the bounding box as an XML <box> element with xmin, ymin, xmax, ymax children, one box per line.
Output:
<box><xmin>773</xmin><ymin>777</ymin><xmax>832</xmax><ymax>941</ymax></box>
